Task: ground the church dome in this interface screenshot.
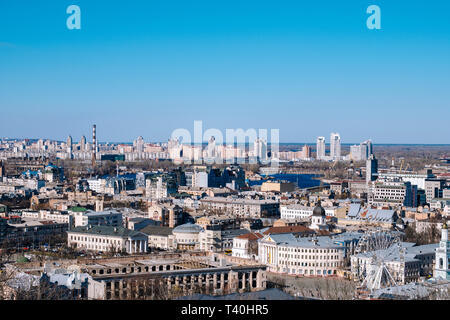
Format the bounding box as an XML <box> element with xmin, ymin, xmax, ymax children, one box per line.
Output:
<box><xmin>312</xmin><ymin>204</ymin><xmax>326</xmax><ymax>217</ymax></box>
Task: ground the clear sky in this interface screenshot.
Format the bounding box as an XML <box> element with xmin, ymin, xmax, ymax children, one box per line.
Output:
<box><xmin>1</xmin><ymin>1</ymin><xmax>449</xmax><ymax>144</ymax></box>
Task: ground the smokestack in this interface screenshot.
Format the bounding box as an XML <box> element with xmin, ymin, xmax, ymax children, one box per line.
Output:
<box><xmin>92</xmin><ymin>124</ymin><xmax>97</xmax><ymax>167</ymax></box>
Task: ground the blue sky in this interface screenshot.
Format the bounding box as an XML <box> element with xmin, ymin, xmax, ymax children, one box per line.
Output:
<box><xmin>0</xmin><ymin>1</ymin><xmax>449</xmax><ymax>144</ymax></box>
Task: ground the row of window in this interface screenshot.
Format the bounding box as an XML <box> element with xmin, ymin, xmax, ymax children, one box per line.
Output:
<box><xmin>279</xmin><ymin>254</ymin><xmax>339</xmax><ymax>260</ymax></box>
<box><xmin>69</xmin><ymin>235</ymin><xmax>122</xmax><ymax>245</ymax></box>
<box><xmin>281</xmin><ymin>261</ymin><xmax>339</xmax><ymax>267</ymax></box>
<box><xmin>279</xmin><ymin>247</ymin><xmax>339</xmax><ymax>253</ymax></box>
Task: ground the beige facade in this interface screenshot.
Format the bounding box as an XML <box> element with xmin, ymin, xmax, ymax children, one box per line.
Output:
<box><xmin>261</xmin><ymin>181</ymin><xmax>296</xmax><ymax>193</ymax></box>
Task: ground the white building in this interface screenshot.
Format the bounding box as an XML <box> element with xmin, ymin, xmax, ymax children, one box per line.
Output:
<box><xmin>258</xmin><ymin>232</ymin><xmax>361</xmax><ymax>276</ymax></box>
<box><xmin>232</xmin><ymin>232</ymin><xmax>264</xmax><ymax>259</ymax></box>
<box><xmin>316</xmin><ymin>137</ymin><xmax>325</xmax><ymax>160</ymax></box>
<box><xmin>281</xmin><ymin>204</ymin><xmax>337</xmax><ymax>220</ymax></box>
<box><xmin>200</xmin><ymin>196</ymin><xmax>279</xmax><ymax>218</ymax></box>
<box><xmin>368</xmin><ymin>178</ymin><xmax>413</xmax><ymax>207</ymax></box>
<box><xmin>67</xmin><ymin>226</ymin><xmax>148</xmax><ymax>254</ymax></box>
<box><xmin>330</xmin><ymin>132</ymin><xmax>341</xmax><ymax>161</ymax></box>
<box><xmin>254</xmin><ymin>138</ymin><xmax>267</xmax><ymax>160</ymax></box>
<box><xmin>434</xmin><ymin>222</ymin><xmax>450</xmax><ymax>280</ymax></box>
<box><xmin>86</xmin><ymin>178</ymin><xmax>107</xmax><ymax>194</ymax></box>
<box><xmin>310</xmin><ymin>205</ymin><xmax>329</xmax><ymax>231</ymax></box>
<box><xmin>145</xmin><ymin>176</ymin><xmax>168</xmax><ymax>200</ymax></box>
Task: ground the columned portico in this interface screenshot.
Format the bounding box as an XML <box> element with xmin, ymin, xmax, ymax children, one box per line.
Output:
<box><xmin>126</xmin><ymin>238</ymin><xmax>148</xmax><ymax>254</ymax></box>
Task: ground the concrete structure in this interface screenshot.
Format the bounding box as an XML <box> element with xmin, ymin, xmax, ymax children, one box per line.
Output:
<box><xmin>86</xmin><ymin>254</ymin><xmax>267</xmax><ymax>300</ymax></box>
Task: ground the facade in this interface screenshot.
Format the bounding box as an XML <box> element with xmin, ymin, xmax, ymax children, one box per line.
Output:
<box><xmin>253</xmin><ymin>138</ymin><xmax>268</xmax><ymax>161</ymax></box>
<box><xmin>232</xmin><ymin>232</ymin><xmax>264</xmax><ymax>259</ymax></box>
<box><xmin>260</xmin><ymin>181</ymin><xmax>296</xmax><ymax>193</ymax></box>
<box><xmin>21</xmin><ymin>210</ymin><xmax>73</xmax><ymax>224</ymax></box>
<box><xmin>368</xmin><ymin>179</ymin><xmax>413</xmax><ymax>207</ymax></box>
<box><xmin>366</xmin><ymin>155</ymin><xmax>378</xmax><ymax>183</ymax></box>
<box><xmin>316</xmin><ymin>137</ymin><xmax>325</xmax><ymax>160</ymax></box>
<box><xmin>71</xmin><ymin>209</ymin><xmax>123</xmax><ymax>228</ymax></box>
<box><xmin>146</xmin><ymin>176</ymin><xmax>168</xmax><ymax>199</ymax></box>
<box><xmin>145</xmin><ymin>174</ymin><xmax>177</xmax><ymax>200</ymax></box>
<box><xmin>310</xmin><ymin>204</ymin><xmax>328</xmax><ymax>231</ymax></box>
<box><xmin>85</xmin><ymin>254</ymin><xmax>267</xmax><ymax>300</ymax></box>
<box><xmin>258</xmin><ymin>232</ymin><xmax>361</xmax><ymax>276</ymax></box>
<box><xmin>67</xmin><ymin>226</ymin><xmax>148</xmax><ymax>254</ymax></box>
<box><xmin>281</xmin><ymin>204</ymin><xmax>337</xmax><ymax>220</ymax></box>
<box><xmin>172</xmin><ymin>223</ymin><xmax>204</xmax><ymax>251</ymax></box>
<box><xmin>200</xmin><ymin>197</ymin><xmax>279</xmax><ymax>218</ymax></box>
<box><xmin>140</xmin><ymin>225</ymin><xmax>175</xmax><ymax>250</ymax></box>
<box><xmin>0</xmin><ymin>217</ymin><xmax>68</xmax><ymax>248</ymax></box>
<box><xmin>330</xmin><ymin>133</ymin><xmax>341</xmax><ymax>161</ymax></box>
<box><xmin>425</xmin><ymin>179</ymin><xmax>446</xmax><ymax>204</ymax></box>
<box><xmin>378</xmin><ymin>171</ymin><xmax>433</xmax><ymax>190</ymax></box>
<box><xmin>147</xmin><ymin>203</ymin><xmax>183</xmax><ymax>228</ymax></box>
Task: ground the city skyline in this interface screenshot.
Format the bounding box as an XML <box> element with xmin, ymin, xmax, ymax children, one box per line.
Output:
<box><xmin>1</xmin><ymin>1</ymin><xmax>450</xmax><ymax>143</ymax></box>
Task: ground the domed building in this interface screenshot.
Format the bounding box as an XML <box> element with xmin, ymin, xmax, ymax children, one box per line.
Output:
<box><xmin>172</xmin><ymin>223</ymin><xmax>204</xmax><ymax>250</ymax></box>
<box><xmin>310</xmin><ymin>202</ymin><xmax>329</xmax><ymax>231</ymax></box>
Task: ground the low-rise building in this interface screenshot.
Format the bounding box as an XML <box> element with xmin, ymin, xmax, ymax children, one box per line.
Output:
<box><xmin>281</xmin><ymin>204</ymin><xmax>338</xmax><ymax>220</ymax></box>
<box><xmin>200</xmin><ymin>197</ymin><xmax>279</xmax><ymax>218</ymax></box>
<box><xmin>70</xmin><ymin>208</ymin><xmax>123</xmax><ymax>228</ymax></box>
<box><xmin>67</xmin><ymin>225</ymin><xmax>148</xmax><ymax>254</ymax></box>
<box><xmin>258</xmin><ymin>232</ymin><xmax>362</xmax><ymax>276</ymax></box>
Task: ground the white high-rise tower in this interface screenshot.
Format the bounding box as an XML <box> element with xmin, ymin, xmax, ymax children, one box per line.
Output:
<box><xmin>207</xmin><ymin>136</ymin><xmax>216</xmax><ymax>159</ymax></box>
<box><xmin>254</xmin><ymin>138</ymin><xmax>267</xmax><ymax>160</ymax></box>
<box><xmin>316</xmin><ymin>137</ymin><xmax>325</xmax><ymax>160</ymax></box>
<box><xmin>330</xmin><ymin>132</ymin><xmax>341</xmax><ymax>160</ymax></box>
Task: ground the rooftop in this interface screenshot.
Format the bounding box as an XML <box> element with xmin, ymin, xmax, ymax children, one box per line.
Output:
<box><xmin>68</xmin><ymin>225</ymin><xmax>146</xmax><ymax>238</ymax></box>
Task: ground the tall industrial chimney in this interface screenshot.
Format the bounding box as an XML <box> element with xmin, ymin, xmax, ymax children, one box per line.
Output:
<box><xmin>92</xmin><ymin>124</ymin><xmax>97</xmax><ymax>167</ymax></box>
